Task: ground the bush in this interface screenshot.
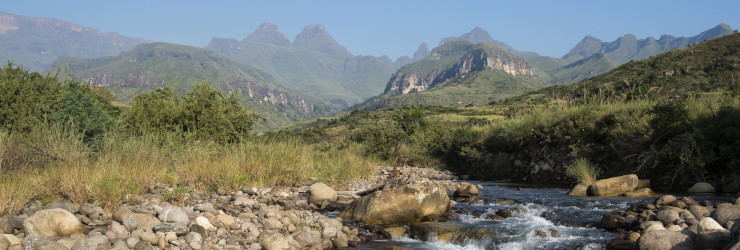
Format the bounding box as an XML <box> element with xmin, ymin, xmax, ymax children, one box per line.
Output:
<box><xmin>565</xmin><ymin>158</ymin><xmax>600</xmax><ymax>185</ymax></box>
<box><xmin>0</xmin><ymin>63</ymin><xmax>62</xmax><ymax>132</ymax></box>
<box><xmin>118</xmin><ymin>81</ymin><xmax>259</xmax><ymax>143</ymax></box>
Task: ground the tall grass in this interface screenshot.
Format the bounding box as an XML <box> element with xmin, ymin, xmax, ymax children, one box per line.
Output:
<box><xmin>565</xmin><ymin>158</ymin><xmax>601</xmax><ymax>185</ymax></box>
<box><xmin>0</xmin><ymin>126</ymin><xmax>378</xmax><ymax>216</ymax></box>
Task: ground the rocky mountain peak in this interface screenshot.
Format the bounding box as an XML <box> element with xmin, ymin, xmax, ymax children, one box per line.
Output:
<box><xmin>412</xmin><ymin>43</ymin><xmax>431</xmax><ymax>61</ymax></box>
<box><xmin>292</xmin><ymin>24</ymin><xmax>350</xmax><ymax>56</ymax></box>
<box><xmin>242</xmin><ymin>22</ymin><xmax>290</xmax><ymax>46</ymax></box>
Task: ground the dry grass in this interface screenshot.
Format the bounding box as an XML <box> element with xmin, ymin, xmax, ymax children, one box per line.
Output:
<box><xmin>0</xmin><ymin>127</ymin><xmax>378</xmax><ymax>216</ymax></box>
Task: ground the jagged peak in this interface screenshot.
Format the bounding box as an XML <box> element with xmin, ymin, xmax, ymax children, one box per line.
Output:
<box><xmin>242</xmin><ymin>22</ymin><xmax>290</xmax><ymax>46</ymax></box>
<box><xmin>412</xmin><ymin>43</ymin><xmax>431</xmax><ymax>60</ymax></box>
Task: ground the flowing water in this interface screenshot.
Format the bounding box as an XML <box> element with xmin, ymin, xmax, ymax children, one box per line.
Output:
<box><xmin>355</xmin><ymin>181</ymin><xmax>727</xmax><ymax>250</ymax></box>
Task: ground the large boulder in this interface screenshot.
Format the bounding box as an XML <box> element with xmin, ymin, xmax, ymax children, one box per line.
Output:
<box><xmin>697</xmin><ymin>217</ymin><xmax>731</xmax><ymax>249</ymax></box>
<box><xmin>656</xmin><ymin>210</ymin><xmax>680</xmax><ymax>226</ymax></box>
<box><xmin>711</xmin><ymin>205</ymin><xmax>740</xmax><ymax>225</ymax></box>
<box><xmin>587</xmin><ymin>174</ymin><xmax>639</xmax><ymax>196</ymax></box>
<box><xmin>23</xmin><ymin>208</ymin><xmax>88</xmax><ymax>237</ymax></box>
<box><xmin>309</xmin><ymin>183</ymin><xmax>337</xmax><ymax>205</ymax></box>
<box><xmin>338</xmin><ymin>182</ymin><xmax>451</xmax><ymax>224</ymax></box>
<box><xmin>637</xmin><ymin>230</ymin><xmax>695</xmax><ymax>250</ymax></box>
<box><xmin>623</xmin><ymin>188</ymin><xmax>657</xmax><ymax>197</ymax></box>
<box><xmin>688</xmin><ymin>182</ymin><xmax>716</xmax><ymax>193</ymax></box>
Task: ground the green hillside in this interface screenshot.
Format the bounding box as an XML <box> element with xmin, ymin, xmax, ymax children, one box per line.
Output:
<box><xmin>547</xmin><ymin>53</ymin><xmax>620</xmax><ymax>85</ymax></box>
<box><xmin>355</xmin><ymin>41</ymin><xmax>547</xmax><ymax>110</ymax></box>
<box><xmin>48</xmin><ymin>42</ymin><xmax>336</xmax><ymax>131</ymax></box>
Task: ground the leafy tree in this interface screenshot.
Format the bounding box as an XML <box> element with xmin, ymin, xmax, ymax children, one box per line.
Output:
<box><xmin>393</xmin><ymin>105</ymin><xmax>428</xmax><ymax>135</ymax></box>
<box><xmin>54</xmin><ymin>82</ymin><xmax>118</xmax><ymax>141</ymax></box>
<box><xmin>118</xmin><ymin>81</ymin><xmax>258</xmax><ymax>143</ymax></box>
<box><xmin>0</xmin><ymin>62</ymin><xmax>61</xmax><ymax>132</ymax></box>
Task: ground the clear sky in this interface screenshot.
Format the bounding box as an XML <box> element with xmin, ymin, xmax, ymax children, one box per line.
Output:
<box><xmin>3</xmin><ymin>0</ymin><xmax>739</xmax><ymax>59</ymax></box>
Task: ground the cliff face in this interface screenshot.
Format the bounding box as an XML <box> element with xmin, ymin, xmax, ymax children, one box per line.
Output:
<box><xmin>385</xmin><ymin>42</ymin><xmax>536</xmax><ymax>95</ymax></box>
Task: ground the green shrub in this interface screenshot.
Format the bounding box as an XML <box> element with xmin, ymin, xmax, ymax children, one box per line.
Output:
<box><xmin>565</xmin><ymin>158</ymin><xmax>600</xmax><ymax>185</ymax></box>
<box><xmin>118</xmin><ymin>81</ymin><xmax>259</xmax><ymax>143</ymax></box>
<box><xmin>0</xmin><ymin>63</ymin><xmax>62</xmax><ymax>132</ymax></box>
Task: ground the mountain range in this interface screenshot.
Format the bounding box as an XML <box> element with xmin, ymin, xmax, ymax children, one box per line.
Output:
<box><xmin>205</xmin><ymin>23</ymin><xmax>397</xmax><ymax>108</ymax></box>
<box><xmin>0</xmin><ymin>11</ymin><xmax>148</xmax><ymax>71</ymax></box>
<box><xmin>1</xmin><ymin>10</ymin><xmax>736</xmax><ymax>128</ymax></box>
<box><xmin>49</xmin><ymin>43</ymin><xmax>336</xmax><ymax>131</ymax></box>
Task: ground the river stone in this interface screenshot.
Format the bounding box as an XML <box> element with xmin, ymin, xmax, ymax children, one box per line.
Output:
<box><xmin>0</xmin><ymin>218</ymin><xmax>12</xmax><ymax>234</ymax></box>
<box><xmin>637</xmin><ymin>230</ymin><xmax>695</xmax><ymax>250</ymax></box>
<box><xmin>291</xmin><ymin>226</ymin><xmax>321</xmax><ymax>249</ymax></box>
<box><xmin>697</xmin><ymin>217</ymin><xmax>731</xmax><ymax>249</ymax></box>
<box><xmin>153</xmin><ymin>222</ymin><xmax>188</xmax><ymax>236</ymax></box>
<box><xmin>624</xmin><ymin>188</ymin><xmax>657</xmax><ymax>197</ymax></box>
<box><xmin>193</xmin><ymin>203</ymin><xmax>215</xmax><ymax>213</ymax></box>
<box><xmin>258</xmin><ymin>230</ymin><xmax>290</xmax><ymax>250</ymax></box>
<box><xmin>195</xmin><ymin>216</ymin><xmax>215</xmax><ymax>230</ymax></box>
<box><xmin>73</xmin><ymin>235</ymin><xmax>110</xmax><ymax>249</ymax></box>
<box><xmin>643</xmin><ymin>222</ymin><xmax>665</xmax><ymax>233</ymax></box>
<box><xmin>2</xmin><ymin>234</ymin><xmax>21</xmax><ymax>246</ymax></box>
<box><xmin>688</xmin><ymin>205</ymin><xmax>710</xmax><ymax>219</ymax></box>
<box><xmin>108</xmin><ymin>221</ymin><xmax>129</xmax><ymax>239</ymax></box>
<box><xmin>453</xmin><ymin>183</ymin><xmax>478</xmax><ymax>198</ymax></box>
<box><xmin>28</xmin><ymin>239</ymin><xmax>68</xmax><ymax>250</ymax></box>
<box><xmin>158</xmin><ymin>206</ymin><xmax>190</xmax><ymax>227</ymax></box>
<box><xmin>656</xmin><ymin>210</ymin><xmax>680</xmax><ymax>226</ymax></box>
<box><xmin>568</xmin><ymin>183</ymin><xmax>588</xmax><ymax>196</ymax></box>
<box><xmin>587</xmin><ymin>174</ymin><xmax>639</xmax><ymax>196</ymax></box>
<box><xmin>688</xmin><ymin>182</ymin><xmax>716</xmax><ymax>193</ymax></box>
<box><xmin>134</xmin><ymin>240</ymin><xmax>155</xmax><ymax>250</ymax></box>
<box><xmin>215</xmin><ymin>214</ymin><xmax>236</xmax><ymax>229</ymax></box>
<box><xmin>655</xmin><ymin>195</ymin><xmax>677</xmax><ymax>205</ymax></box>
<box><xmin>710</xmin><ymin>205</ymin><xmax>740</xmax><ymax>225</ymax></box>
<box><xmin>23</xmin><ymin>208</ymin><xmax>88</xmax><ymax>237</ymax></box>
<box><xmin>338</xmin><ymin>182</ymin><xmax>450</xmax><ymax>224</ymax></box>
<box><xmin>309</xmin><ymin>183</ymin><xmax>337</xmax><ymax>205</ymax></box>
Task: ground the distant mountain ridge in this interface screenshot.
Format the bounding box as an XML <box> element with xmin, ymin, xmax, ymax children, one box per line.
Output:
<box><xmin>439</xmin><ymin>27</ymin><xmax>540</xmax><ymax>59</ymax></box>
<box><xmin>205</xmin><ymin>23</ymin><xmax>396</xmax><ymax>108</ymax></box>
<box><xmin>48</xmin><ymin>42</ymin><xmax>337</xmax><ymax>131</ymax></box>
<box><xmin>0</xmin><ymin>11</ymin><xmax>149</xmax><ymax>71</ymax></box>
<box><xmin>356</xmin><ymin>41</ymin><xmax>547</xmax><ymax>110</ymax></box>
<box><xmin>563</xmin><ymin>23</ymin><xmax>735</xmax><ymax>63</ymax></box>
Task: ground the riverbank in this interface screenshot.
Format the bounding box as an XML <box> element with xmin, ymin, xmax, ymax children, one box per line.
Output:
<box><xmin>0</xmin><ymin>166</ymin><xmax>473</xmax><ymax>249</ymax></box>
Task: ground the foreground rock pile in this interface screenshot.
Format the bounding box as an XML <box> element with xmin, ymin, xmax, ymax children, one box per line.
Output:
<box><xmin>602</xmin><ymin>194</ymin><xmax>740</xmax><ymax>250</ymax></box>
<box><xmin>0</xmin><ymin>166</ymin><xmax>476</xmax><ymax>249</ymax></box>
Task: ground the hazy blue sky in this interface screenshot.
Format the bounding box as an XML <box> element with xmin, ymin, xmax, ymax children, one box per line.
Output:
<box><xmin>4</xmin><ymin>1</ymin><xmax>739</xmax><ymax>59</ymax></box>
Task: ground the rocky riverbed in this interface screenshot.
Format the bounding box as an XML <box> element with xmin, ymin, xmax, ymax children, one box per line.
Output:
<box><xmin>0</xmin><ymin>166</ymin><xmax>476</xmax><ymax>250</ymax></box>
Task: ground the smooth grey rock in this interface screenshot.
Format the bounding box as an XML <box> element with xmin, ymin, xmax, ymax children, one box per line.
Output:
<box><xmin>157</xmin><ymin>206</ymin><xmax>190</xmax><ymax>227</ymax></box>
<box><xmin>637</xmin><ymin>230</ymin><xmax>695</xmax><ymax>250</ymax></box>
<box><xmin>711</xmin><ymin>205</ymin><xmax>740</xmax><ymax>225</ymax></box>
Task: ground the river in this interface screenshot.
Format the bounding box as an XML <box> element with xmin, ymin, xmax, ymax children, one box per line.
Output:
<box><xmin>352</xmin><ymin>180</ymin><xmax>729</xmax><ymax>249</ymax></box>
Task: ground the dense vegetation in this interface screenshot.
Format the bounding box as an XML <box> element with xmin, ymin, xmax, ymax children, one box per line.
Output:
<box><xmin>0</xmin><ymin>63</ymin><xmax>375</xmax><ymax>216</ymax></box>
<box><xmin>285</xmin><ymin>33</ymin><xmax>740</xmax><ymax>190</ymax></box>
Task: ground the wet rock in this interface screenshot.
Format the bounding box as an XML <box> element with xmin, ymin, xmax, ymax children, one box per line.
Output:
<box><xmin>495</xmin><ymin>209</ymin><xmax>512</xmax><ymax>219</ymax></box>
<box><xmin>688</xmin><ymin>182</ymin><xmax>715</xmax><ymax>193</ymax></box>
<box><xmin>623</xmin><ymin>188</ymin><xmax>657</xmax><ymax>197</ymax></box>
<box><xmin>484</xmin><ymin>214</ymin><xmax>503</xmax><ymax>221</ymax></box>
<box><xmin>409</xmin><ymin>222</ymin><xmax>496</xmax><ymax>245</ymax></box>
<box><xmin>710</xmin><ymin>205</ymin><xmax>740</xmax><ymax>225</ymax></box>
<box><xmin>23</xmin><ymin>208</ymin><xmax>88</xmax><ymax>237</ymax></box>
<box><xmin>568</xmin><ymin>183</ymin><xmax>588</xmax><ymax>196</ymax></box>
<box><xmin>338</xmin><ymin>182</ymin><xmax>450</xmax><ymax>224</ymax></box>
<box><xmin>309</xmin><ymin>183</ymin><xmax>337</xmax><ymax>205</ymax></box>
<box><xmin>452</xmin><ymin>183</ymin><xmax>478</xmax><ymax>198</ymax></box>
<box><xmin>587</xmin><ymin>174</ymin><xmax>639</xmax><ymax>196</ymax></box>
<box><xmin>637</xmin><ymin>230</ymin><xmax>695</xmax><ymax>250</ymax></box>
<box><xmin>157</xmin><ymin>206</ymin><xmax>190</xmax><ymax>226</ymax></box>
<box><xmin>601</xmin><ymin>214</ymin><xmax>627</xmax><ymax>231</ymax></box>
<box><xmin>421</xmin><ymin>214</ymin><xmax>446</xmax><ymax>222</ymax></box>
<box><xmin>319</xmin><ymin>200</ymin><xmax>345</xmax><ymax>212</ymax></box>
<box><xmin>153</xmin><ymin>222</ymin><xmax>188</xmax><ymax>236</ymax></box>
<box><xmin>606</xmin><ymin>238</ymin><xmax>634</xmax><ymax>250</ymax></box>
